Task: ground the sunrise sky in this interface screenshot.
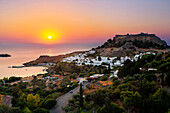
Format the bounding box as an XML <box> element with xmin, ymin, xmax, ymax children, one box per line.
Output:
<box><xmin>0</xmin><ymin>0</ymin><xmax>170</xmax><ymax>44</ymax></box>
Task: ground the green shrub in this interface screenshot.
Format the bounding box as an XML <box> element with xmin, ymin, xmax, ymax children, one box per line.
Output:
<box><xmin>33</xmin><ymin>107</ymin><xmax>49</xmax><ymax>113</ymax></box>
<box><xmin>42</xmin><ymin>98</ymin><xmax>57</xmax><ymax>110</ymax></box>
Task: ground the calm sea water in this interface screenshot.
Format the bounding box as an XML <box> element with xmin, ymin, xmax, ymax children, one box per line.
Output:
<box><xmin>0</xmin><ymin>43</ymin><xmax>98</xmax><ymax>79</ymax></box>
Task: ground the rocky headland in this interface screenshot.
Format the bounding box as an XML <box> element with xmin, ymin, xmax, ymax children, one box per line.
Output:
<box><xmin>23</xmin><ymin>51</ymin><xmax>86</xmax><ymax>66</ymax></box>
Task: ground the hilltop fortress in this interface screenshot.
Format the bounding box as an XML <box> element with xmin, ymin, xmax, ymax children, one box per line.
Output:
<box><xmin>113</xmin><ymin>32</ymin><xmax>167</xmax><ymax>46</ymax></box>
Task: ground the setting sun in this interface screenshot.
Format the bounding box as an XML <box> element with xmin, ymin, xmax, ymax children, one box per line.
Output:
<box><xmin>48</xmin><ymin>36</ymin><xmax>52</xmax><ymax>40</ymax></box>
<box><xmin>38</xmin><ymin>30</ymin><xmax>63</xmax><ymax>44</ymax></box>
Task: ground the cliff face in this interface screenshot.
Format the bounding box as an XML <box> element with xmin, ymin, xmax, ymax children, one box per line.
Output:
<box><xmin>114</xmin><ymin>33</ymin><xmax>167</xmax><ymax>46</ymax></box>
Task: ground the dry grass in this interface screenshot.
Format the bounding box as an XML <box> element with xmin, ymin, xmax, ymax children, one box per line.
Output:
<box><xmin>0</xmin><ymin>94</ymin><xmax>4</xmax><ymax>104</ymax></box>
<box><xmin>98</xmin><ymin>80</ymin><xmax>113</xmax><ymax>86</ymax></box>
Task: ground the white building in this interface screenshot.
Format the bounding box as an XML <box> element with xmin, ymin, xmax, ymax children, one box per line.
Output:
<box><xmin>61</xmin><ymin>50</ymin><xmax>156</xmax><ymax>72</ymax></box>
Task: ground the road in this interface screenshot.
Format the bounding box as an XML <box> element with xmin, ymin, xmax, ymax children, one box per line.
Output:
<box><xmin>50</xmin><ymin>82</ymin><xmax>90</xmax><ymax>113</ymax></box>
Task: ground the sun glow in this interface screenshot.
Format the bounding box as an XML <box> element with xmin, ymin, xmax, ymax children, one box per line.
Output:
<box><xmin>39</xmin><ymin>29</ymin><xmax>62</xmax><ymax>44</ymax></box>
<box><xmin>48</xmin><ymin>36</ymin><xmax>52</xmax><ymax>40</ymax></box>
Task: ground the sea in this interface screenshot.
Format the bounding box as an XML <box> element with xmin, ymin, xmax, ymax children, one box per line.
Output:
<box><xmin>0</xmin><ymin>43</ymin><xmax>99</xmax><ymax>79</ymax></box>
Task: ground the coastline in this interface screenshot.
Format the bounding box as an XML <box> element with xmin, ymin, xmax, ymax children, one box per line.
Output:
<box><xmin>23</xmin><ymin>50</ymin><xmax>87</xmax><ymax>66</ymax></box>
<box><xmin>0</xmin><ymin>51</ymin><xmax>85</xmax><ymax>79</ymax></box>
<box><xmin>8</xmin><ymin>65</ymin><xmax>47</xmax><ymax>68</ymax></box>
<box><xmin>0</xmin><ymin>66</ymin><xmax>48</xmax><ymax>79</ymax></box>
<box><xmin>23</xmin><ymin>47</ymin><xmax>170</xmax><ymax>66</ymax></box>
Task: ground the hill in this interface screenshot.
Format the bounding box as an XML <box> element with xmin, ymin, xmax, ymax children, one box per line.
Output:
<box><xmin>93</xmin><ymin>33</ymin><xmax>169</xmax><ymax>57</ymax></box>
<box><xmin>96</xmin><ymin>32</ymin><xmax>168</xmax><ymax>49</ymax></box>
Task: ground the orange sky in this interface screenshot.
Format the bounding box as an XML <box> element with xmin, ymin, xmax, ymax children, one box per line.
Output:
<box><xmin>0</xmin><ymin>0</ymin><xmax>170</xmax><ymax>44</ymax></box>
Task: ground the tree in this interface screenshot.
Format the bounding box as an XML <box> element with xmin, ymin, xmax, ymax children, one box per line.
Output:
<box><xmin>86</xmin><ymin>84</ymin><xmax>92</xmax><ymax>90</ymax></box>
<box><xmin>93</xmin><ymin>89</ymin><xmax>105</xmax><ymax>106</ymax></box>
<box><xmin>113</xmin><ymin>80</ymin><xmax>120</xmax><ymax>87</ymax></box>
<box><xmin>165</xmin><ymin>72</ymin><xmax>170</xmax><ymax>87</ymax></box>
<box><xmin>158</xmin><ymin>62</ymin><xmax>170</xmax><ymax>73</ymax></box>
<box><xmin>60</xmin><ymin>77</ymin><xmax>71</xmax><ymax>87</ymax></box>
<box><xmin>100</xmin><ymin>76</ymin><xmax>108</xmax><ymax>81</ymax></box>
<box><xmin>0</xmin><ymin>104</ymin><xmax>21</xmax><ymax>113</ymax></box>
<box><xmin>23</xmin><ymin>107</ymin><xmax>32</xmax><ymax>113</ymax></box>
<box><xmin>79</xmin><ymin>83</ymin><xmax>83</xmax><ymax>109</ymax></box>
<box><xmin>8</xmin><ymin>76</ymin><xmax>21</xmax><ymax>83</ymax></box>
<box><xmin>86</xmin><ymin>72</ymin><xmax>95</xmax><ymax>77</ymax></box>
<box><xmin>85</xmin><ymin>93</ymin><xmax>93</xmax><ymax>102</ymax></box>
<box><xmin>98</xmin><ymin>56</ymin><xmax>102</xmax><ymax>61</ymax></box>
<box><xmin>79</xmin><ymin>73</ymin><xmax>85</xmax><ymax>77</ymax></box>
<box><xmin>148</xmin><ymin>88</ymin><xmax>170</xmax><ymax>113</ymax></box>
<box><xmin>97</xmin><ymin>98</ymin><xmax>125</xmax><ymax>113</ymax></box>
<box><xmin>139</xmin><ymin>54</ymin><xmax>156</xmax><ymax>66</ymax></box>
<box><xmin>111</xmin><ymin>88</ymin><xmax>120</xmax><ymax>100</ymax></box>
<box><xmin>158</xmin><ymin>62</ymin><xmax>170</xmax><ymax>86</ymax></box>
<box><xmin>139</xmin><ymin>78</ymin><xmax>158</xmax><ymax>113</ymax></box>
<box><xmin>63</xmin><ymin>105</ymin><xmax>79</xmax><ymax>113</ymax></box>
<box><xmin>155</xmin><ymin>53</ymin><xmax>163</xmax><ymax>61</ymax></box>
<box><xmin>159</xmin><ymin>73</ymin><xmax>165</xmax><ymax>86</ymax></box>
<box><xmin>0</xmin><ymin>104</ymin><xmax>9</xmax><ymax>113</ymax></box>
<box><xmin>12</xmin><ymin>86</ymin><xmax>22</xmax><ymax>98</ymax></box>
<box><xmin>144</xmin><ymin>73</ymin><xmax>156</xmax><ymax>82</ymax></box>
<box><xmin>70</xmin><ymin>73</ymin><xmax>78</xmax><ymax>79</ymax></box>
<box><xmin>27</xmin><ymin>94</ymin><xmax>40</xmax><ymax>109</ymax></box>
<box><xmin>140</xmin><ymin>78</ymin><xmax>157</xmax><ymax>98</ymax></box>
<box><xmin>108</xmin><ymin>64</ymin><xmax>111</xmax><ymax>74</ymax></box>
<box><xmin>121</xmin><ymin>91</ymin><xmax>141</xmax><ymax>107</ymax></box>
<box><xmin>118</xmin><ymin>59</ymin><xmax>140</xmax><ymax>78</ymax></box>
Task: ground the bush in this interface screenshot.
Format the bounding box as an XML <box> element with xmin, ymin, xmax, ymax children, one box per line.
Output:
<box><xmin>23</xmin><ymin>107</ymin><xmax>31</xmax><ymax>113</ymax></box>
<box><xmin>42</xmin><ymin>98</ymin><xmax>57</xmax><ymax>110</ymax></box>
<box><xmin>97</xmin><ymin>102</ymin><xmax>125</xmax><ymax>113</ymax></box>
<box><xmin>111</xmin><ymin>88</ymin><xmax>120</xmax><ymax>99</ymax></box>
<box><xmin>51</xmin><ymin>92</ymin><xmax>61</xmax><ymax>99</ymax></box>
<box><xmin>113</xmin><ymin>80</ymin><xmax>120</xmax><ymax>87</ymax></box>
<box><xmin>85</xmin><ymin>93</ymin><xmax>93</xmax><ymax>102</ymax></box>
<box><xmin>33</xmin><ymin>107</ymin><xmax>49</xmax><ymax>113</ymax></box>
<box><xmin>100</xmin><ymin>76</ymin><xmax>108</xmax><ymax>81</ymax></box>
<box><xmin>0</xmin><ymin>104</ymin><xmax>21</xmax><ymax>113</ymax></box>
<box><xmin>86</xmin><ymin>72</ymin><xmax>95</xmax><ymax>77</ymax></box>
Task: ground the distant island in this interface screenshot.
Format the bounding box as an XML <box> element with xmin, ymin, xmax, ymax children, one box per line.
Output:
<box><xmin>0</xmin><ymin>54</ymin><xmax>11</xmax><ymax>57</ymax></box>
